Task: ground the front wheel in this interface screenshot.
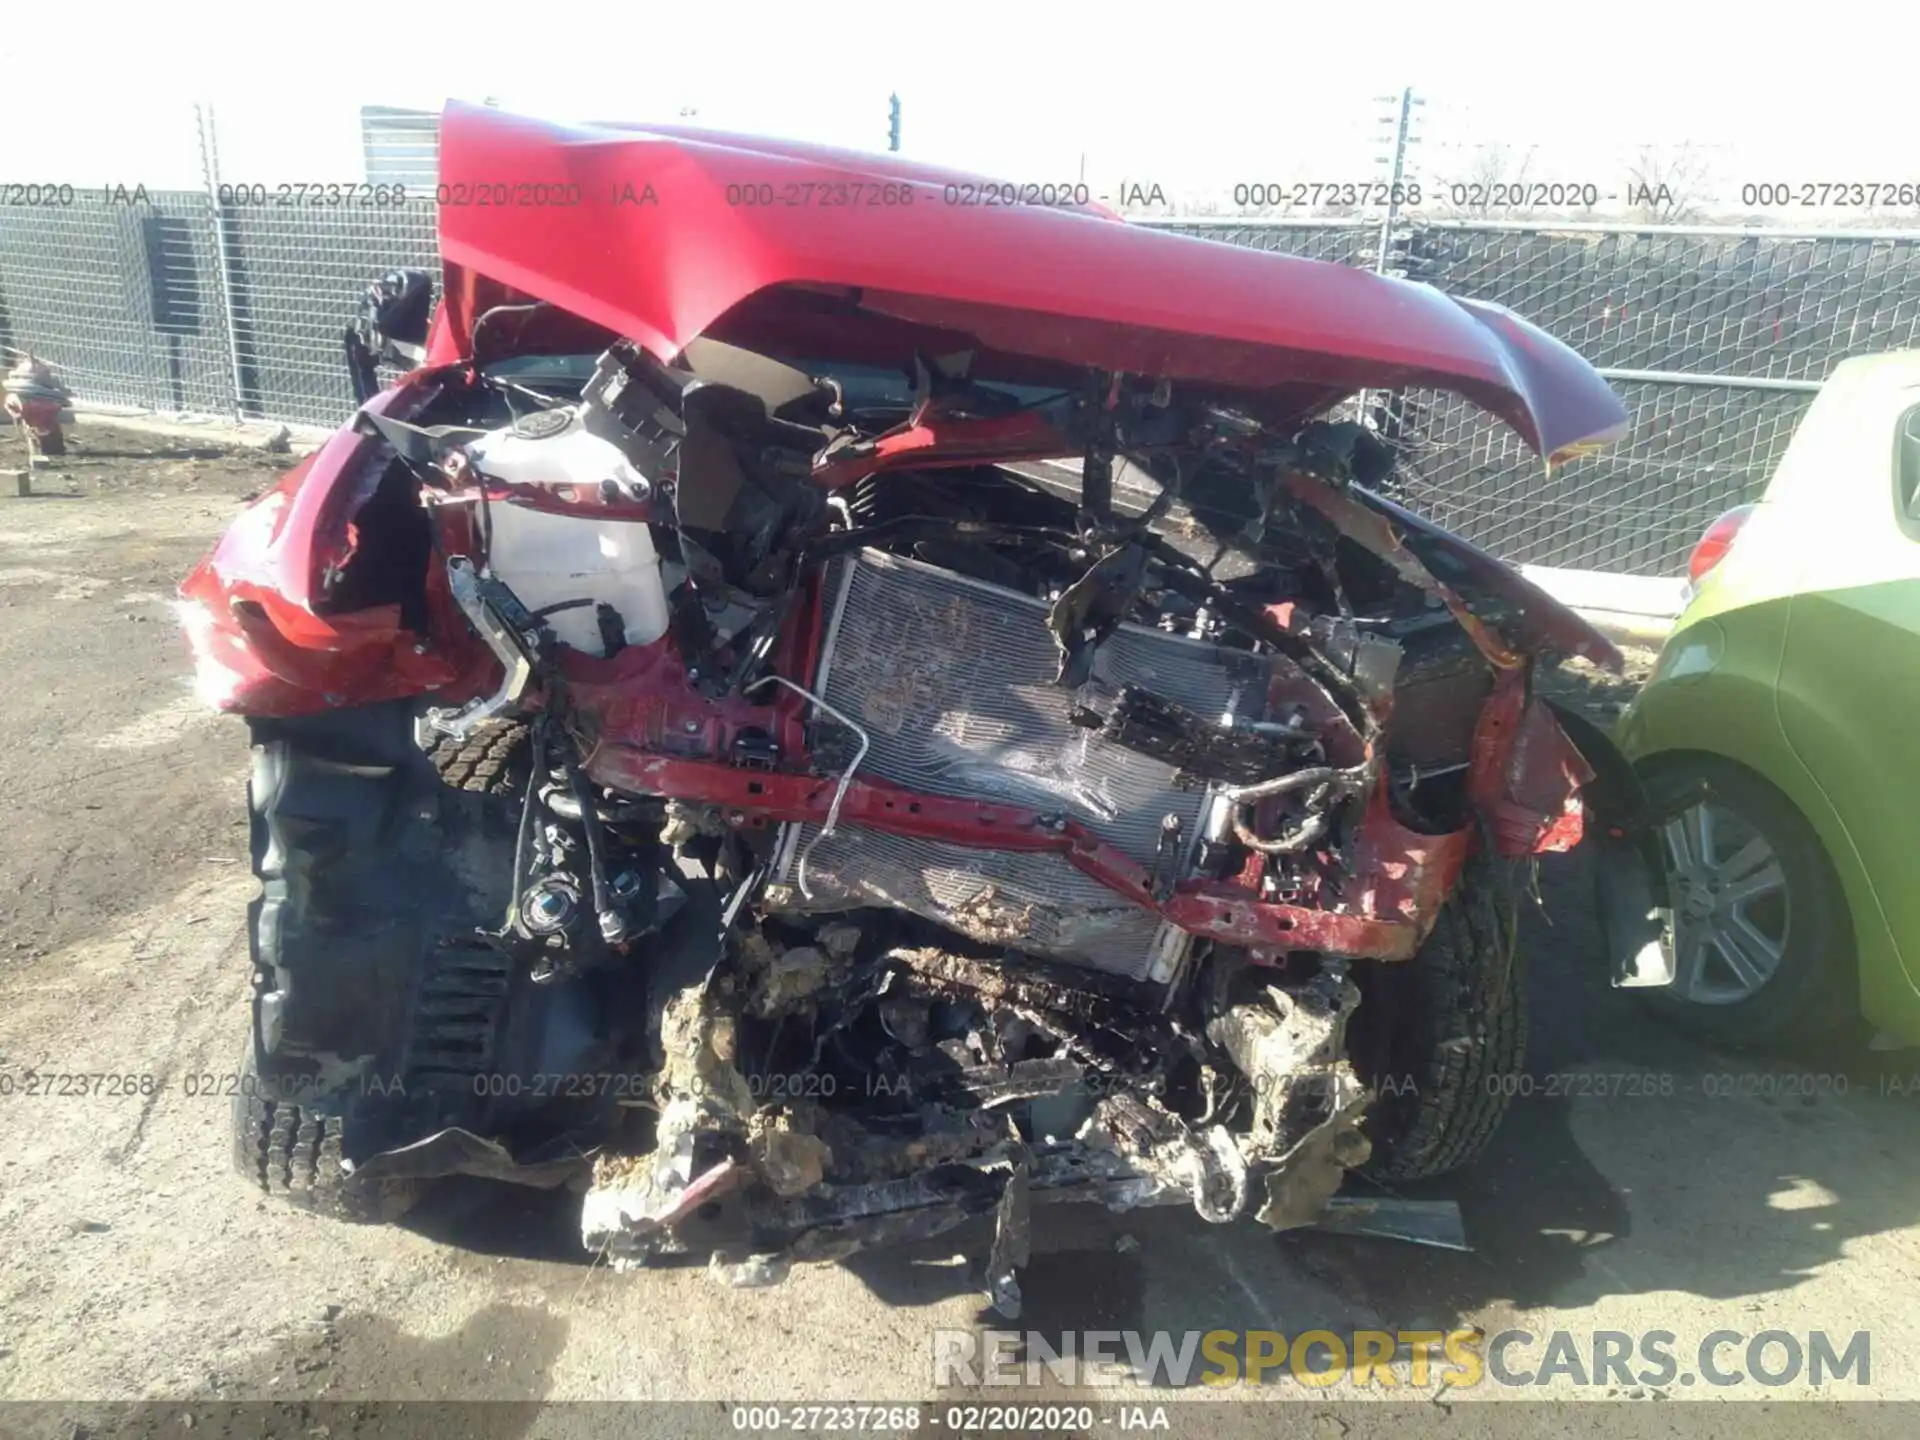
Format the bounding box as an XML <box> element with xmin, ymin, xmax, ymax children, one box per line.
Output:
<box><xmin>235</xmin><ymin>701</ymin><xmax>523</xmax><ymax>1220</ymax></box>
<box><xmin>1351</xmin><ymin>848</ymin><xmax>1526</xmax><ymax>1182</ymax></box>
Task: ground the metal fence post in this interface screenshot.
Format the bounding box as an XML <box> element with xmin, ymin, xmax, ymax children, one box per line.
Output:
<box><xmin>1356</xmin><ymin>87</ymin><xmax>1420</xmax><ymax>436</ymax></box>
<box><xmin>1373</xmin><ymin>86</ymin><xmax>1415</xmax><ymax>279</ymax></box>
<box><xmin>195</xmin><ymin>102</ymin><xmax>246</xmax><ymax>420</ymax></box>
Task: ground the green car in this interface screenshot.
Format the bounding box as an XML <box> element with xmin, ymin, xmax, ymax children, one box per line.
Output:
<box><xmin>1603</xmin><ymin>351</ymin><xmax>1920</xmax><ymax>1048</ymax></box>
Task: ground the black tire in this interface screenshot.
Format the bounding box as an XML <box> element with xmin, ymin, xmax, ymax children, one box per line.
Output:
<box><xmin>425</xmin><ymin>720</ymin><xmax>529</xmax><ymax>795</ymax></box>
<box><xmin>237</xmin><ymin>702</ymin><xmax>528</xmax><ymax>1220</ymax></box>
<box><xmin>231</xmin><ymin>1052</ymin><xmax>422</xmax><ymax>1223</ymax></box>
<box><xmin>1632</xmin><ymin>755</ymin><xmax>1855</xmax><ymax>1049</ymax></box>
<box><xmin>237</xmin><ymin>706</ymin><xmax>635</xmax><ymax>1204</ymax></box>
<box><xmin>1353</xmin><ymin>847</ymin><xmax>1526</xmax><ymax>1182</ymax></box>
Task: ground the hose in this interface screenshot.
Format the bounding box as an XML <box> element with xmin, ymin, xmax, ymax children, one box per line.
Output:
<box><xmin>1220</xmin><ymin>763</ymin><xmax>1369</xmax><ymax>856</ymax></box>
<box><xmin>745</xmin><ymin>674</ymin><xmax>870</xmax><ymax>901</ymax></box>
<box><xmin>504</xmin><ymin>713</ymin><xmax>551</xmax><ymax>933</ymax></box>
<box><xmin>469</xmin><ymin>301</ymin><xmax>550</xmax><ymax>367</ymax></box>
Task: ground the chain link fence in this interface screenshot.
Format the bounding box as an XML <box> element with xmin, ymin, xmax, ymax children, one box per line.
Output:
<box><xmin>1160</xmin><ymin>219</ymin><xmax>1920</xmax><ymax>573</ymax></box>
<box><xmin>220</xmin><ymin>204</ymin><xmax>438</xmax><ymax>424</ymax></box>
<box><xmin>1425</xmin><ymin>223</ymin><xmax>1920</xmax><ymax>380</ymax></box>
<box><xmin>1407</xmin><ymin>226</ymin><xmax>1920</xmax><ymax>574</ymax></box>
<box><xmin>1382</xmin><ymin>381</ymin><xmax>1814</xmax><ymax>575</ymax></box>
<box><xmin>0</xmin><ymin>189</ymin><xmax>438</xmax><ymax>426</ymax></box>
<box><xmin>0</xmin><ymin>191</ymin><xmax>236</xmax><ymax>416</ymax></box>
<box><xmin>5</xmin><ymin>151</ymin><xmax>1920</xmax><ymax>576</ymax></box>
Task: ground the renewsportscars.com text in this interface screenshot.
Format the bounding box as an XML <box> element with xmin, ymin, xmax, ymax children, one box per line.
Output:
<box><xmin>932</xmin><ymin>1328</ymin><xmax>1871</xmax><ymax>1390</ymax></box>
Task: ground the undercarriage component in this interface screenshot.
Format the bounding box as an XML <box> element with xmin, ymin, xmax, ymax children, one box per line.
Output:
<box><xmin>519</xmin><ymin>877</ymin><xmax>581</xmax><ymax>935</ymax></box>
<box><xmin>581</xmin><ymin>944</ymin><xmax>761</xmax><ymax>1266</ymax></box>
<box><xmin>1047</xmin><ymin>540</ymin><xmax>1149</xmax><ymax>686</ymax></box>
<box><xmin>1205</xmin><ymin>967</ymin><xmax>1372</xmax><ymax>1229</ymax></box>
<box><xmin>1219</xmin><ymin>763</ymin><xmax>1371</xmax><ymax>856</ymax></box>
<box><xmin>985</xmin><ymin>1159</ymin><xmax>1032</xmax><ymax>1317</ymax></box>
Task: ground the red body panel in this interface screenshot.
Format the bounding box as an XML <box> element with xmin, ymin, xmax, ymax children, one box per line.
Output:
<box><xmin>430</xmin><ymin>103</ymin><xmax>1625</xmax><ymax>462</ymax></box>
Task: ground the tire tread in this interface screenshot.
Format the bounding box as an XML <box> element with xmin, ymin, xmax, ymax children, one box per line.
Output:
<box><xmin>231</xmin><ymin>1064</ymin><xmax>421</xmax><ymax>1224</ymax></box>
<box><xmin>1364</xmin><ymin>850</ymin><xmax>1527</xmax><ymax>1182</ymax></box>
<box><xmin>426</xmin><ymin>722</ymin><xmax>528</xmax><ymax>795</ymax></box>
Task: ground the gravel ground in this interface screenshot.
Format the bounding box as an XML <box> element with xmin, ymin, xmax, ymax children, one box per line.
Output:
<box><xmin>1</xmin><ymin>425</ymin><xmax>1916</xmax><ymax>1437</ymax></box>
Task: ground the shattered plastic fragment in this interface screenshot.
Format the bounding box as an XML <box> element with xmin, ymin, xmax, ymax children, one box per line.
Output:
<box><xmin>710</xmin><ymin>1250</ymin><xmax>793</xmax><ymax>1288</ymax></box>
<box><xmin>985</xmin><ymin>1160</ymin><xmax>1032</xmax><ymax>1319</ymax></box>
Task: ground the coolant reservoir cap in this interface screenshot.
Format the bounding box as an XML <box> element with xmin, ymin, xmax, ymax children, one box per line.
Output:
<box><xmin>509</xmin><ymin>407</ymin><xmax>575</xmax><ymax>440</ymax></box>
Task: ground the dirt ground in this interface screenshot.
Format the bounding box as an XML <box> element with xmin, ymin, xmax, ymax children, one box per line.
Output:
<box><xmin>2</xmin><ymin>424</ymin><xmax>1917</xmax><ymax>1437</ymax></box>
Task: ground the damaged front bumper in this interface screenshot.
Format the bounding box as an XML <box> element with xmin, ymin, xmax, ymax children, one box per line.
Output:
<box><xmin>577</xmin><ymin>937</ymin><xmax>1374</xmax><ymax>1316</ymax></box>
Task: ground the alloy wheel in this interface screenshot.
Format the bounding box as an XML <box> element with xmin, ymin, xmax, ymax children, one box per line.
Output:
<box><xmin>1657</xmin><ymin>799</ymin><xmax>1791</xmax><ymax>1005</ymax></box>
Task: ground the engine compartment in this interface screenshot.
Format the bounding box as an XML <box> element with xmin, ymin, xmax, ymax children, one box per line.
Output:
<box><xmin>376</xmin><ymin>338</ymin><xmax>1517</xmax><ymax>980</ymax></box>
<box><xmin>189</xmin><ymin>318</ymin><xmax>1607</xmax><ymax>1301</ymax></box>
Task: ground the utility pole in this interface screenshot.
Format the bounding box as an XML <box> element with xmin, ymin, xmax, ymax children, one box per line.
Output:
<box><xmin>1373</xmin><ymin>86</ymin><xmax>1421</xmax><ymax>278</ymax></box>
<box><xmin>888</xmin><ymin>94</ymin><xmax>901</xmax><ymax>153</ymax></box>
<box><xmin>195</xmin><ymin>103</ymin><xmax>246</xmax><ymax>421</ymax></box>
<box><xmin>1356</xmin><ymin>86</ymin><xmax>1422</xmax><ymax>437</ymax></box>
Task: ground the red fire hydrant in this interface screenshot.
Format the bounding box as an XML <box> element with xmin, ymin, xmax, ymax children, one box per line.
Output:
<box><xmin>4</xmin><ymin>353</ymin><xmax>72</xmax><ymax>457</ymax></box>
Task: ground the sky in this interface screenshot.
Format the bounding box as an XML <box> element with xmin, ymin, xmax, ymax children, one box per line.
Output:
<box><xmin>5</xmin><ymin>0</ymin><xmax>1913</xmax><ymax>215</ymax></box>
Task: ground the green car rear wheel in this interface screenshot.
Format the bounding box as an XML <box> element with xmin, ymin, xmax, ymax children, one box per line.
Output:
<box><xmin>1635</xmin><ymin>756</ymin><xmax>1857</xmax><ymax>1048</ymax></box>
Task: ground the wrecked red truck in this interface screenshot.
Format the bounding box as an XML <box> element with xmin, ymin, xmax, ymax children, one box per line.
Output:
<box><xmin>180</xmin><ymin>102</ymin><xmax>1629</xmax><ymax>1305</ymax></box>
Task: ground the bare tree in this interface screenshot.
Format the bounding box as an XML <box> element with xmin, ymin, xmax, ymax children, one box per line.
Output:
<box><xmin>1438</xmin><ymin>143</ymin><xmax>1539</xmax><ymax>219</ymax></box>
<box><xmin>1625</xmin><ymin>142</ymin><xmax>1714</xmax><ymax>222</ymax></box>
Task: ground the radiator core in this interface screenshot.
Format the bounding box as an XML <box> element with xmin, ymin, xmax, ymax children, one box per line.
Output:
<box><xmin>770</xmin><ymin>550</ymin><xmax>1261</xmax><ymax>982</ymax></box>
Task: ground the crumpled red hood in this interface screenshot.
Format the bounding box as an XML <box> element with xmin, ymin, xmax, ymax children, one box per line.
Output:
<box><xmin>431</xmin><ymin>102</ymin><xmax>1626</xmax><ymax>462</ymax></box>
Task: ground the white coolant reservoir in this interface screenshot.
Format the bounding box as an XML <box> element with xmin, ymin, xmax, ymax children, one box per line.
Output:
<box><xmin>464</xmin><ymin>408</ymin><xmax>670</xmax><ymax>654</ymax></box>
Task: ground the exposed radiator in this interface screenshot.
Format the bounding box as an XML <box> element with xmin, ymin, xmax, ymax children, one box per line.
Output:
<box><xmin>769</xmin><ymin>550</ymin><xmax>1263</xmax><ymax>981</ymax></box>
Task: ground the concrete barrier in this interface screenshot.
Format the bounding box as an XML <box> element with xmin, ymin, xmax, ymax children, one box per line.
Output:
<box><xmin>1521</xmin><ymin>564</ymin><xmax>1687</xmax><ymax>648</ymax></box>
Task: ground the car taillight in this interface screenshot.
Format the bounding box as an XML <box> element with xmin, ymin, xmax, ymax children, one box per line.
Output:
<box><xmin>1687</xmin><ymin>505</ymin><xmax>1756</xmax><ymax>584</ymax></box>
